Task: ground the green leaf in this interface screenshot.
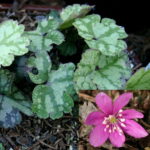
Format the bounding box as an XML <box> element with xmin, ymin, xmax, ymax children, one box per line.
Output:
<box><xmin>0</xmin><ymin>95</ymin><xmax>22</xmax><ymax>128</ymax></box>
<box><xmin>0</xmin><ymin>69</ymin><xmax>15</xmax><ymax>95</ymax></box>
<box><xmin>37</xmin><ymin>18</ymin><xmax>59</xmax><ymax>32</ymax></box>
<box><xmin>0</xmin><ymin>143</ymin><xmax>5</xmax><ymax>150</ymax></box>
<box><xmin>0</xmin><ymin>95</ymin><xmax>32</xmax><ymax>128</ymax></box>
<box><xmin>25</xmin><ymin>18</ymin><xmax>64</xmax><ymax>52</ymax></box>
<box><xmin>126</xmin><ymin>68</ymin><xmax>150</xmax><ymax>90</ymax></box>
<box><xmin>57</xmin><ymin>29</ymin><xmax>78</xmax><ymax>56</ymax></box>
<box><xmin>74</xmin><ymin>50</ymin><xmax>131</xmax><ymax>90</ymax></box>
<box><xmin>10</xmin><ymin>86</ymin><xmax>33</xmax><ymax>114</ymax></box>
<box><xmin>57</xmin><ymin>41</ymin><xmax>77</xmax><ymax>56</ymax></box>
<box><xmin>73</xmin><ymin>15</ymin><xmax>128</xmax><ymax>56</ymax></box>
<box><xmin>14</xmin><ymin>56</ymin><xmax>29</xmax><ymax>79</ymax></box>
<box><xmin>48</xmin><ymin>10</ymin><xmax>62</xmax><ymax>24</ymax></box>
<box><xmin>27</xmin><ymin>51</ymin><xmax>51</xmax><ymax>84</ymax></box>
<box><xmin>60</xmin><ymin>4</ymin><xmax>93</xmax><ymax>29</ymax></box>
<box><xmin>57</xmin><ymin>28</ymin><xmax>79</xmax><ymax>56</ymax></box>
<box><xmin>0</xmin><ymin>69</ymin><xmax>33</xmax><ymax>117</ymax></box>
<box><xmin>0</xmin><ymin>20</ymin><xmax>29</xmax><ymax>67</ymax></box>
<box><xmin>45</xmin><ymin>30</ymin><xmax>64</xmax><ymax>45</ymax></box>
<box><xmin>32</xmin><ymin>63</ymin><xmax>75</xmax><ymax>119</ymax></box>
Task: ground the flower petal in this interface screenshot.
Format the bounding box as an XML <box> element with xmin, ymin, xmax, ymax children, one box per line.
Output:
<box><xmin>85</xmin><ymin>111</ymin><xmax>106</xmax><ymax>125</ymax></box>
<box><xmin>95</xmin><ymin>92</ymin><xmax>113</xmax><ymax>114</ymax></box>
<box><xmin>113</xmin><ymin>92</ymin><xmax>133</xmax><ymax>114</ymax></box>
<box><xmin>89</xmin><ymin>125</ymin><xmax>109</xmax><ymax>147</ymax></box>
<box><xmin>122</xmin><ymin>109</ymin><xmax>144</xmax><ymax>119</ymax></box>
<box><xmin>123</xmin><ymin>119</ymin><xmax>148</xmax><ymax>138</ymax></box>
<box><xmin>109</xmin><ymin>130</ymin><xmax>125</xmax><ymax>147</ymax></box>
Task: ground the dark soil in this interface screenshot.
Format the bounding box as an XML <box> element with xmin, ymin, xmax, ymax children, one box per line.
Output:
<box><xmin>0</xmin><ymin>115</ymin><xmax>79</xmax><ymax>150</ymax></box>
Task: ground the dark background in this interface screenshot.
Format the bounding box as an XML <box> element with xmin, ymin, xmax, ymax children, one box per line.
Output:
<box><xmin>1</xmin><ymin>0</ymin><xmax>150</xmax><ymax>33</ymax></box>
<box><xmin>66</xmin><ymin>0</ymin><xmax>150</xmax><ymax>33</ymax></box>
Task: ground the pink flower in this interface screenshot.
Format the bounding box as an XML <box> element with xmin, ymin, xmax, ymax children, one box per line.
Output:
<box><xmin>85</xmin><ymin>92</ymin><xmax>148</xmax><ymax>148</ymax></box>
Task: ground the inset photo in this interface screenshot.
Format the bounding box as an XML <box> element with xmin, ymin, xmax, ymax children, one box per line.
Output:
<box><xmin>78</xmin><ymin>90</ymin><xmax>150</xmax><ymax>150</ymax></box>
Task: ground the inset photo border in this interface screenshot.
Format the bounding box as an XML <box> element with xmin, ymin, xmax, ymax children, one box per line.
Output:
<box><xmin>78</xmin><ymin>90</ymin><xmax>150</xmax><ymax>150</ymax></box>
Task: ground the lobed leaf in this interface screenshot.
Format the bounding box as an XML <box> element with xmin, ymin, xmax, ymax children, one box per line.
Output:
<box><xmin>37</xmin><ymin>18</ymin><xmax>59</xmax><ymax>32</ymax></box>
<box><xmin>73</xmin><ymin>15</ymin><xmax>128</xmax><ymax>56</ymax></box>
<box><xmin>126</xmin><ymin>68</ymin><xmax>150</xmax><ymax>90</ymax></box>
<box><xmin>27</xmin><ymin>51</ymin><xmax>51</xmax><ymax>84</ymax></box>
<box><xmin>0</xmin><ymin>20</ymin><xmax>29</xmax><ymax>67</ymax></box>
<box><xmin>32</xmin><ymin>63</ymin><xmax>75</xmax><ymax>119</ymax></box>
<box><xmin>74</xmin><ymin>50</ymin><xmax>131</xmax><ymax>90</ymax></box>
<box><xmin>60</xmin><ymin>4</ymin><xmax>93</xmax><ymax>29</ymax></box>
<box><xmin>25</xmin><ymin>18</ymin><xmax>64</xmax><ymax>52</ymax></box>
<box><xmin>0</xmin><ymin>95</ymin><xmax>32</xmax><ymax>128</ymax></box>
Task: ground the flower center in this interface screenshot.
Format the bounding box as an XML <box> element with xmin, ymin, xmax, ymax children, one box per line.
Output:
<box><xmin>109</xmin><ymin>115</ymin><xmax>117</xmax><ymax>124</ymax></box>
<box><xmin>102</xmin><ymin>109</ymin><xmax>126</xmax><ymax>135</ymax></box>
<box><xmin>102</xmin><ymin>115</ymin><xmax>118</xmax><ymax>125</ymax></box>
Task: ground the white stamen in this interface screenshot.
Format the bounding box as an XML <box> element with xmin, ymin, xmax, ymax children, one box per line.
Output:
<box><xmin>119</xmin><ymin>114</ymin><xmax>122</xmax><ymax>117</ymax></box>
<box><xmin>102</xmin><ymin>120</ymin><xmax>107</xmax><ymax>124</ymax></box>
<box><xmin>112</xmin><ymin>126</ymin><xmax>117</xmax><ymax>132</ymax></box>
<box><xmin>106</xmin><ymin>125</ymin><xmax>109</xmax><ymax>128</ymax></box>
<box><xmin>102</xmin><ymin>117</ymin><xmax>108</xmax><ymax>124</ymax></box>
<box><xmin>119</xmin><ymin>109</ymin><xmax>123</xmax><ymax>113</ymax></box>
<box><xmin>120</xmin><ymin>123</ymin><xmax>126</xmax><ymax>127</ymax></box>
<box><xmin>119</xmin><ymin>133</ymin><xmax>122</xmax><ymax>136</ymax></box>
<box><xmin>113</xmin><ymin>126</ymin><xmax>117</xmax><ymax>130</ymax></box>
<box><xmin>104</xmin><ymin>128</ymin><xmax>107</xmax><ymax>132</ymax></box>
<box><xmin>108</xmin><ymin>115</ymin><xmax>114</xmax><ymax>120</ymax></box>
<box><xmin>120</xmin><ymin>118</ymin><xmax>125</xmax><ymax>122</ymax></box>
<box><xmin>109</xmin><ymin>129</ymin><xmax>112</xmax><ymax>133</ymax></box>
<box><xmin>117</xmin><ymin>126</ymin><xmax>123</xmax><ymax>133</ymax></box>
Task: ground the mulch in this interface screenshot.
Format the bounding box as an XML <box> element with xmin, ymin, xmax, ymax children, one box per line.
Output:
<box><xmin>0</xmin><ymin>115</ymin><xmax>79</xmax><ymax>150</ymax></box>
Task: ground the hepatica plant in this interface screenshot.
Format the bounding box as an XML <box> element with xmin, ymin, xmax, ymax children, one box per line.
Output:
<box><xmin>85</xmin><ymin>92</ymin><xmax>148</xmax><ymax>147</ymax></box>
<box><xmin>0</xmin><ymin>4</ymin><xmax>150</xmax><ymax>128</ymax></box>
